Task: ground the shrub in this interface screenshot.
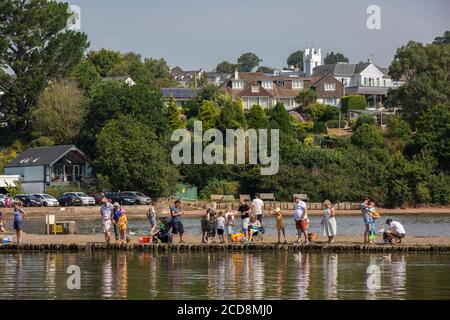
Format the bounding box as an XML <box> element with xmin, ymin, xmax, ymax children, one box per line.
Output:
<box><xmin>45</xmin><ymin>185</ymin><xmax>85</xmax><ymax>198</ymax></box>
<box><xmin>354</xmin><ymin>114</ymin><xmax>376</xmax><ymax>129</ymax></box>
<box><xmin>341</xmin><ymin>95</ymin><xmax>367</xmax><ymax>113</ymax></box>
<box><xmin>313</xmin><ymin>121</ymin><xmax>327</xmax><ymax>134</ymax></box>
<box><xmin>199</xmin><ymin>179</ymin><xmax>239</xmax><ymax>199</ymax></box>
<box><xmin>326</xmin><ymin>120</ymin><xmax>346</xmax><ymax>128</ymax></box>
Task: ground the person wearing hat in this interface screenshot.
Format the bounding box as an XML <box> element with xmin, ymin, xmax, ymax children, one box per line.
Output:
<box><xmin>269</xmin><ymin>207</ymin><xmax>287</xmax><ymax>243</ymax></box>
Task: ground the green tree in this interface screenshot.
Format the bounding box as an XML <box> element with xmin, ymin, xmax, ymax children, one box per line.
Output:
<box><xmin>340</xmin><ymin>95</ymin><xmax>367</xmax><ymax>113</ymax></box>
<box><xmin>354</xmin><ymin>114</ymin><xmax>376</xmax><ymax>129</ymax></box>
<box><xmin>351</xmin><ymin>123</ymin><xmax>384</xmax><ymax>148</ymax></box>
<box><xmin>388</xmin><ymin>41</ymin><xmax>450</xmax><ymax>130</ymax></box>
<box><xmin>306</xmin><ymin>103</ymin><xmax>339</xmax><ymax>122</ymax></box>
<box><xmin>215</xmin><ymin>61</ymin><xmax>238</xmax><ymax>73</ymax></box>
<box><xmin>107</xmin><ymin>52</ymin><xmax>142</xmax><ymax>76</ymax></box>
<box><xmin>295</xmin><ymin>89</ymin><xmax>319</xmax><ymax>114</ymax></box>
<box><xmin>256</xmin><ymin>66</ymin><xmax>274</xmax><ymax>73</ymax></box>
<box><xmin>0</xmin><ymin>0</ymin><xmax>89</xmax><ymax>141</ymax></box>
<box><xmin>237</xmin><ymin>52</ymin><xmax>262</xmax><ymax>72</ymax></box>
<box><xmin>72</xmin><ymin>59</ymin><xmax>101</xmax><ymax>91</ymax></box>
<box><xmin>217</xmin><ymin>100</ymin><xmax>247</xmax><ymax>131</ymax></box>
<box><xmin>32</xmin><ymin>81</ymin><xmax>86</xmax><ymax>144</ymax></box>
<box><xmin>286</xmin><ymin>50</ymin><xmax>303</xmax><ymax>69</ymax></box>
<box><xmin>269</xmin><ymin>102</ymin><xmax>293</xmax><ymax>135</ymax></box>
<box><xmin>433</xmin><ymin>30</ymin><xmax>450</xmax><ymax>45</ymax></box>
<box><xmin>246</xmin><ymin>105</ymin><xmax>269</xmax><ymax>129</ymax></box>
<box><xmin>324</xmin><ymin>52</ymin><xmax>350</xmax><ymax>64</ymax></box>
<box><xmin>95</xmin><ymin>116</ymin><xmax>178</xmax><ymax>197</ymax></box>
<box><xmin>87</xmin><ymin>49</ymin><xmax>122</xmax><ymax>77</ymax></box>
<box><xmin>385</xmin><ymin>116</ymin><xmax>412</xmax><ymax>152</ymax></box>
<box><xmin>167</xmin><ymin>97</ymin><xmax>185</xmax><ymax>131</ymax></box>
<box><xmin>198</xmin><ymin>100</ymin><xmax>220</xmax><ymax>131</ymax></box>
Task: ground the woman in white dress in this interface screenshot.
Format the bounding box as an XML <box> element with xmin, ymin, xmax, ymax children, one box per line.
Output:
<box><xmin>321</xmin><ymin>200</ymin><xmax>337</xmax><ymax>243</ymax></box>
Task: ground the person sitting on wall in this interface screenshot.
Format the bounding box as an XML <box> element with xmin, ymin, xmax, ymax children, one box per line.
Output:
<box><xmin>384</xmin><ymin>218</ymin><xmax>406</xmax><ymax>244</ymax></box>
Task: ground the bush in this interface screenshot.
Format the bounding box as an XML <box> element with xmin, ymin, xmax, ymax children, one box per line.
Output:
<box><xmin>326</xmin><ymin>120</ymin><xmax>346</xmax><ymax>128</ymax></box>
<box><xmin>45</xmin><ymin>185</ymin><xmax>85</xmax><ymax>198</ymax></box>
<box><xmin>341</xmin><ymin>95</ymin><xmax>367</xmax><ymax>113</ymax></box>
<box><xmin>354</xmin><ymin>114</ymin><xmax>376</xmax><ymax>129</ymax></box>
<box><xmin>351</xmin><ymin>124</ymin><xmax>384</xmax><ymax>148</ymax></box>
<box><xmin>199</xmin><ymin>179</ymin><xmax>239</xmax><ymax>200</ymax></box>
<box><xmin>313</xmin><ymin>121</ymin><xmax>327</xmax><ymax>134</ymax></box>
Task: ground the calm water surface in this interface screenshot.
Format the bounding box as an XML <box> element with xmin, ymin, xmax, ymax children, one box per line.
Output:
<box><xmin>0</xmin><ymin>251</ymin><xmax>449</xmax><ymax>300</ymax></box>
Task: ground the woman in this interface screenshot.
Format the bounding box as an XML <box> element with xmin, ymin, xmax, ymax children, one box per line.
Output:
<box><xmin>112</xmin><ymin>202</ymin><xmax>124</xmax><ymax>243</ymax></box>
<box><xmin>321</xmin><ymin>200</ymin><xmax>337</xmax><ymax>243</ymax></box>
<box><xmin>269</xmin><ymin>207</ymin><xmax>287</xmax><ymax>243</ymax></box>
<box><xmin>201</xmin><ymin>203</ymin><xmax>215</xmax><ymax>243</ymax></box>
<box><xmin>147</xmin><ymin>201</ymin><xmax>157</xmax><ymax>236</ymax></box>
<box><xmin>13</xmin><ymin>201</ymin><xmax>27</xmax><ymax>244</ymax></box>
<box><xmin>207</xmin><ymin>204</ymin><xmax>218</xmax><ymax>243</ymax></box>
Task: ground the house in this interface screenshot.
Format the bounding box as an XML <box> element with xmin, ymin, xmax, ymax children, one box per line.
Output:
<box><xmin>104</xmin><ymin>76</ymin><xmax>136</xmax><ymax>86</ymax></box>
<box><xmin>0</xmin><ymin>175</ymin><xmax>21</xmax><ymax>194</ymax></box>
<box><xmin>161</xmin><ymin>87</ymin><xmax>200</xmax><ymax>108</ymax></box>
<box><xmin>171</xmin><ymin>66</ymin><xmax>204</xmax><ymax>88</ymax></box>
<box><xmin>314</xmin><ymin>60</ymin><xmax>405</xmax><ymax>108</ymax></box>
<box><xmin>4</xmin><ymin>145</ymin><xmax>92</xmax><ymax>193</ymax></box>
<box><xmin>206</xmin><ymin>72</ymin><xmax>231</xmax><ymax>86</ymax></box>
<box><xmin>219</xmin><ymin>70</ymin><xmax>344</xmax><ymax>110</ymax></box>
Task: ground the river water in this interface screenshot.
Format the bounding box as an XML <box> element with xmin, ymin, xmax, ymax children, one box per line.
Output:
<box><xmin>0</xmin><ymin>251</ymin><xmax>449</xmax><ymax>300</ymax></box>
<box><xmin>15</xmin><ymin>214</ymin><xmax>450</xmax><ymax>237</ymax></box>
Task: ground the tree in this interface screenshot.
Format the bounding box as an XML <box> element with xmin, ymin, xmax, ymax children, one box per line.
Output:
<box><xmin>354</xmin><ymin>114</ymin><xmax>376</xmax><ymax>129</ymax></box>
<box><xmin>388</xmin><ymin>41</ymin><xmax>450</xmax><ymax>130</ymax></box>
<box><xmin>237</xmin><ymin>52</ymin><xmax>262</xmax><ymax>72</ymax></box>
<box><xmin>87</xmin><ymin>49</ymin><xmax>122</xmax><ymax>77</ymax></box>
<box><xmin>324</xmin><ymin>52</ymin><xmax>349</xmax><ymax>64</ymax></box>
<box><xmin>215</xmin><ymin>61</ymin><xmax>238</xmax><ymax>73</ymax></box>
<box><xmin>256</xmin><ymin>66</ymin><xmax>274</xmax><ymax>73</ymax></box>
<box><xmin>198</xmin><ymin>100</ymin><xmax>220</xmax><ymax>131</ymax></box>
<box><xmin>385</xmin><ymin>116</ymin><xmax>412</xmax><ymax>152</ymax></box>
<box><xmin>107</xmin><ymin>52</ymin><xmax>142</xmax><ymax>76</ymax></box>
<box><xmin>295</xmin><ymin>90</ymin><xmax>318</xmax><ymax>114</ymax></box>
<box><xmin>167</xmin><ymin>97</ymin><xmax>185</xmax><ymax>131</ymax></box>
<box><xmin>217</xmin><ymin>99</ymin><xmax>247</xmax><ymax>131</ymax></box>
<box><xmin>433</xmin><ymin>31</ymin><xmax>450</xmax><ymax>45</ymax></box>
<box><xmin>306</xmin><ymin>103</ymin><xmax>339</xmax><ymax>122</ymax></box>
<box><xmin>95</xmin><ymin>116</ymin><xmax>178</xmax><ymax>197</ymax></box>
<box><xmin>286</xmin><ymin>50</ymin><xmax>303</xmax><ymax>69</ymax></box>
<box><xmin>32</xmin><ymin>81</ymin><xmax>86</xmax><ymax>144</ymax></box>
<box><xmin>269</xmin><ymin>102</ymin><xmax>293</xmax><ymax>135</ymax></box>
<box><xmin>340</xmin><ymin>95</ymin><xmax>367</xmax><ymax>113</ymax></box>
<box><xmin>246</xmin><ymin>105</ymin><xmax>269</xmax><ymax>129</ymax></box>
<box><xmin>72</xmin><ymin>59</ymin><xmax>101</xmax><ymax>91</ymax></box>
<box><xmin>0</xmin><ymin>0</ymin><xmax>89</xmax><ymax>140</ymax></box>
<box><xmin>350</xmin><ymin>123</ymin><xmax>384</xmax><ymax>148</ymax></box>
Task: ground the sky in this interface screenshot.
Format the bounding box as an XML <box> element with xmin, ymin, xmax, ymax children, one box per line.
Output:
<box><xmin>70</xmin><ymin>0</ymin><xmax>450</xmax><ymax>70</ymax></box>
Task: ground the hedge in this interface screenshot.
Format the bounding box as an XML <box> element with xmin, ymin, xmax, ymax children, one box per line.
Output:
<box><xmin>340</xmin><ymin>95</ymin><xmax>367</xmax><ymax>113</ymax></box>
<box><xmin>326</xmin><ymin>120</ymin><xmax>347</xmax><ymax>128</ymax></box>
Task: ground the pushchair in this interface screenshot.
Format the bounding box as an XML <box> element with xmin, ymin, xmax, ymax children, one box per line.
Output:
<box><xmin>249</xmin><ymin>226</ymin><xmax>264</xmax><ymax>242</ymax></box>
<box><xmin>152</xmin><ymin>217</ymin><xmax>173</xmax><ymax>243</ymax></box>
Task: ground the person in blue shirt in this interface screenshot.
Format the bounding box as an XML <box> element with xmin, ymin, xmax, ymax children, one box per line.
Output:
<box><xmin>360</xmin><ymin>197</ymin><xmax>371</xmax><ymax>243</ymax></box>
<box><xmin>170</xmin><ymin>200</ymin><xmax>184</xmax><ymax>243</ymax></box>
<box><xmin>13</xmin><ymin>201</ymin><xmax>27</xmax><ymax>244</ymax></box>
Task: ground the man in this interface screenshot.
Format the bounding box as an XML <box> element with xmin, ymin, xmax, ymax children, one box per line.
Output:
<box><xmin>384</xmin><ymin>219</ymin><xmax>406</xmax><ymax>243</ymax></box>
<box><xmin>170</xmin><ymin>199</ymin><xmax>184</xmax><ymax>243</ymax></box>
<box><xmin>252</xmin><ymin>193</ymin><xmax>264</xmax><ymax>225</ymax></box>
<box><xmin>238</xmin><ymin>198</ymin><xmax>251</xmax><ymax>238</ymax></box>
<box><xmin>100</xmin><ymin>198</ymin><xmax>114</xmax><ymax>244</ymax></box>
<box><xmin>294</xmin><ymin>196</ymin><xmax>309</xmax><ymax>244</ymax></box>
<box><xmin>360</xmin><ymin>197</ymin><xmax>371</xmax><ymax>243</ymax></box>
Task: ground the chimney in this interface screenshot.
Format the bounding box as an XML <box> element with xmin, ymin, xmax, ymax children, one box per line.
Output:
<box><xmin>234</xmin><ymin>69</ymin><xmax>239</xmax><ymax>80</ymax></box>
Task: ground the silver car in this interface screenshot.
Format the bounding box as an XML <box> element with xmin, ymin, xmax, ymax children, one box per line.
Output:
<box><xmin>32</xmin><ymin>193</ymin><xmax>60</xmax><ymax>207</ymax></box>
<box><xmin>64</xmin><ymin>192</ymin><xmax>96</xmax><ymax>206</ymax></box>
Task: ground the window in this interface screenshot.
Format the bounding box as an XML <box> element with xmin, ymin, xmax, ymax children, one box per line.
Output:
<box><xmin>292</xmin><ymin>80</ymin><xmax>303</xmax><ymax>89</ymax></box>
<box><xmin>324</xmin><ymin>98</ymin><xmax>337</xmax><ymax>106</ymax></box>
<box><xmin>383</xmin><ymin>80</ymin><xmax>386</xmax><ymax>87</ymax></box>
<box><xmin>232</xmin><ymin>80</ymin><xmax>244</xmax><ymax>89</ymax></box>
<box><xmin>251</xmin><ymin>85</ymin><xmax>259</xmax><ymax>93</ymax></box>
<box><xmin>324</xmin><ymin>83</ymin><xmax>336</xmax><ymax>91</ymax></box>
<box><xmin>376</xmin><ymin>78</ymin><xmax>380</xmax><ymax>86</ymax></box>
<box><xmin>262</xmin><ymin>81</ymin><xmax>273</xmax><ymax>89</ymax></box>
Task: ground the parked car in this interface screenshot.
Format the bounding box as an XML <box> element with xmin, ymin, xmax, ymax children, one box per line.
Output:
<box><xmin>57</xmin><ymin>193</ymin><xmax>83</xmax><ymax>206</ymax></box>
<box><xmin>63</xmin><ymin>192</ymin><xmax>96</xmax><ymax>206</ymax></box>
<box><xmin>14</xmin><ymin>194</ymin><xmax>43</xmax><ymax>207</ymax></box>
<box><xmin>32</xmin><ymin>194</ymin><xmax>59</xmax><ymax>207</ymax></box>
<box><xmin>116</xmin><ymin>191</ymin><xmax>152</xmax><ymax>205</ymax></box>
<box><xmin>113</xmin><ymin>192</ymin><xmax>136</xmax><ymax>205</ymax></box>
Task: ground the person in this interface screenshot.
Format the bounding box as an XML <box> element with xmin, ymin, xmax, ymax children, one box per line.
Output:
<box><xmin>170</xmin><ymin>200</ymin><xmax>185</xmax><ymax>243</ymax></box>
<box><xmin>216</xmin><ymin>211</ymin><xmax>225</xmax><ymax>243</ymax></box>
<box><xmin>13</xmin><ymin>201</ymin><xmax>26</xmax><ymax>244</ymax></box>
<box><xmin>269</xmin><ymin>207</ymin><xmax>287</xmax><ymax>243</ymax></box>
<box><xmin>252</xmin><ymin>193</ymin><xmax>264</xmax><ymax>225</ymax></box>
<box><xmin>321</xmin><ymin>200</ymin><xmax>337</xmax><ymax>243</ymax></box>
<box><xmin>202</xmin><ymin>203</ymin><xmax>216</xmax><ymax>243</ymax></box>
<box><xmin>368</xmin><ymin>201</ymin><xmax>381</xmax><ymax>243</ymax></box>
<box><xmin>224</xmin><ymin>206</ymin><xmax>236</xmax><ymax>243</ymax></box>
<box><xmin>247</xmin><ymin>215</ymin><xmax>262</xmax><ymax>242</ymax></box>
<box><xmin>117</xmin><ymin>210</ymin><xmax>128</xmax><ymax>244</ymax></box>
<box><xmin>147</xmin><ymin>201</ymin><xmax>157</xmax><ymax>236</ymax></box>
<box><xmin>384</xmin><ymin>219</ymin><xmax>406</xmax><ymax>244</ymax></box>
<box><xmin>112</xmin><ymin>202</ymin><xmax>124</xmax><ymax>243</ymax></box>
<box><xmin>100</xmin><ymin>198</ymin><xmax>114</xmax><ymax>244</ymax></box>
<box><xmin>207</xmin><ymin>205</ymin><xmax>218</xmax><ymax>243</ymax></box>
<box><xmin>360</xmin><ymin>197</ymin><xmax>371</xmax><ymax>243</ymax></box>
<box><xmin>0</xmin><ymin>210</ymin><xmax>5</xmax><ymax>233</ymax></box>
<box><xmin>294</xmin><ymin>196</ymin><xmax>309</xmax><ymax>243</ymax></box>
<box><xmin>238</xmin><ymin>198</ymin><xmax>251</xmax><ymax>238</ymax></box>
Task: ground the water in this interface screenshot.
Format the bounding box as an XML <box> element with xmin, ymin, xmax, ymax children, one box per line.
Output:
<box><xmin>14</xmin><ymin>214</ymin><xmax>450</xmax><ymax>237</ymax></box>
<box><xmin>0</xmin><ymin>251</ymin><xmax>449</xmax><ymax>300</ymax></box>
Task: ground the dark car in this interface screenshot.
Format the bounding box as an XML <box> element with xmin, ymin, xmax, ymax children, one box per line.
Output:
<box><xmin>14</xmin><ymin>194</ymin><xmax>43</xmax><ymax>207</ymax></box>
<box><xmin>57</xmin><ymin>193</ymin><xmax>83</xmax><ymax>206</ymax></box>
<box><xmin>116</xmin><ymin>191</ymin><xmax>152</xmax><ymax>205</ymax></box>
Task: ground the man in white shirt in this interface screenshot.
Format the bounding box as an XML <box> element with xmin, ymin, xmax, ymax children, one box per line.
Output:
<box><xmin>100</xmin><ymin>198</ymin><xmax>114</xmax><ymax>244</ymax></box>
<box><xmin>294</xmin><ymin>196</ymin><xmax>309</xmax><ymax>243</ymax></box>
<box><xmin>384</xmin><ymin>218</ymin><xmax>406</xmax><ymax>243</ymax></box>
<box><xmin>252</xmin><ymin>193</ymin><xmax>264</xmax><ymax>225</ymax></box>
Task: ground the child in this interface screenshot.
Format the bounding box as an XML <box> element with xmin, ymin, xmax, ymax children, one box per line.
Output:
<box><xmin>13</xmin><ymin>201</ymin><xmax>27</xmax><ymax>244</ymax></box>
<box><xmin>368</xmin><ymin>201</ymin><xmax>380</xmax><ymax>243</ymax></box>
<box><xmin>216</xmin><ymin>211</ymin><xmax>225</xmax><ymax>244</ymax></box>
<box><xmin>224</xmin><ymin>206</ymin><xmax>236</xmax><ymax>243</ymax></box>
<box><xmin>269</xmin><ymin>207</ymin><xmax>287</xmax><ymax>243</ymax></box>
<box><xmin>247</xmin><ymin>215</ymin><xmax>262</xmax><ymax>242</ymax></box>
<box><xmin>0</xmin><ymin>211</ymin><xmax>5</xmax><ymax>233</ymax></box>
<box><xmin>118</xmin><ymin>211</ymin><xmax>128</xmax><ymax>244</ymax></box>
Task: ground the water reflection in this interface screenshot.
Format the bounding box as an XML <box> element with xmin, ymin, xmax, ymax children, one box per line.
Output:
<box><xmin>323</xmin><ymin>254</ymin><xmax>338</xmax><ymax>300</ymax></box>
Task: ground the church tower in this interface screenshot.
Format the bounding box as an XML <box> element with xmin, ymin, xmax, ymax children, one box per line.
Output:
<box><xmin>303</xmin><ymin>48</ymin><xmax>322</xmax><ymax>76</ymax></box>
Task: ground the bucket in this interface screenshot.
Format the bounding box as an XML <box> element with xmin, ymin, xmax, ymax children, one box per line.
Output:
<box><xmin>142</xmin><ymin>236</ymin><xmax>151</xmax><ymax>244</ymax></box>
<box><xmin>308</xmin><ymin>233</ymin><xmax>317</xmax><ymax>242</ymax></box>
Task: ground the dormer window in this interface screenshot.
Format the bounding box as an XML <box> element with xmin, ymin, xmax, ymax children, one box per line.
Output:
<box><xmin>232</xmin><ymin>80</ymin><xmax>244</xmax><ymax>89</ymax></box>
<box><xmin>262</xmin><ymin>81</ymin><xmax>273</xmax><ymax>89</ymax></box>
<box><xmin>324</xmin><ymin>83</ymin><xmax>336</xmax><ymax>91</ymax></box>
<box><xmin>292</xmin><ymin>80</ymin><xmax>303</xmax><ymax>89</ymax></box>
<box><xmin>251</xmin><ymin>85</ymin><xmax>259</xmax><ymax>93</ymax></box>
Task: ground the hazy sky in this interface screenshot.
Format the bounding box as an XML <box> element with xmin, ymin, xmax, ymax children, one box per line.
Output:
<box><xmin>71</xmin><ymin>0</ymin><xmax>450</xmax><ymax>70</ymax></box>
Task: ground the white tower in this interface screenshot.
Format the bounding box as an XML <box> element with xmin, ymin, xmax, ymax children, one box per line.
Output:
<box><xmin>303</xmin><ymin>48</ymin><xmax>322</xmax><ymax>76</ymax></box>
